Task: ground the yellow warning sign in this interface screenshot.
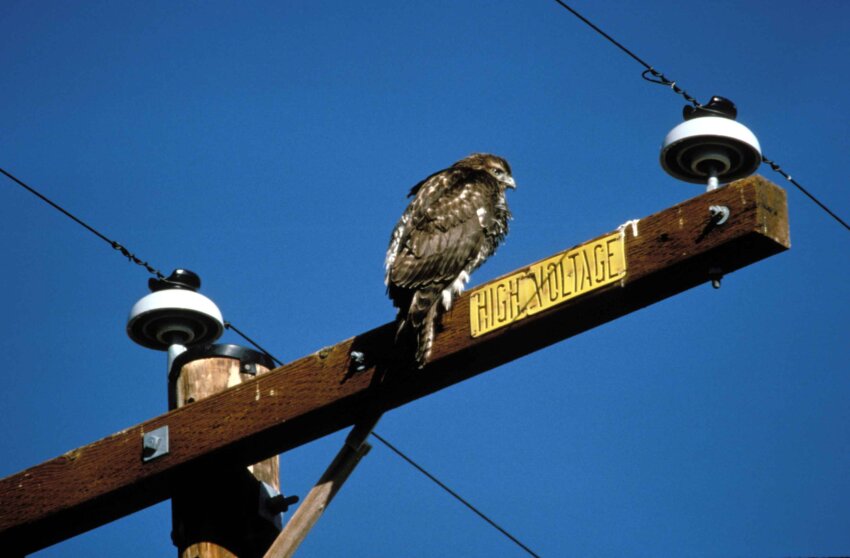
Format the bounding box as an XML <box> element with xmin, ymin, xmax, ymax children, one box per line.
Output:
<box><xmin>469</xmin><ymin>232</ymin><xmax>627</xmax><ymax>337</ymax></box>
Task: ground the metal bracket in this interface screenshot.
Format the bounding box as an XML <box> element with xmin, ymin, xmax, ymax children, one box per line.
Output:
<box><xmin>141</xmin><ymin>425</ymin><xmax>169</xmax><ymax>463</ymax></box>
<box><xmin>169</xmin><ymin>343</ymin><xmax>276</xmax><ymax>381</ymax></box>
<box><xmin>259</xmin><ymin>481</ymin><xmax>298</xmax><ymax>529</ymax></box>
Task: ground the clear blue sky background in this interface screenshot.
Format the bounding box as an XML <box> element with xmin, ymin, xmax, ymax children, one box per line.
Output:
<box><xmin>2</xmin><ymin>1</ymin><xmax>848</xmax><ymax>556</ymax></box>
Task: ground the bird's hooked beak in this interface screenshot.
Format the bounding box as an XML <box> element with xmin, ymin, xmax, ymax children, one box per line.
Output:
<box><xmin>504</xmin><ymin>176</ymin><xmax>516</xmax><ymax>189</ymax></box>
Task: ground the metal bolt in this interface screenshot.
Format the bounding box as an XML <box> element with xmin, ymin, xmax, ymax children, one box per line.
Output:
<box><xmin>350</xmin><ymin>351</ymin><xmax>367</xmax><ymax>372</ymax></box>
<box><xmin>708</xmin><ymin>267</ymin><xmax>723</xmax><ymax>289</ymax></box>
<box><xmin>267</xmin><ymin>493</ymin><xmax>300</xmax><ymax>514</ymax></box>
<box><xmin>142</xmin><ymin>435</ymin><xmax>161</xmax><ymax>455</ymax></box>
<box><xmin>709</xmin><ymin>205</ymin><xmax>730</xmax><ymax>225</ymax></box>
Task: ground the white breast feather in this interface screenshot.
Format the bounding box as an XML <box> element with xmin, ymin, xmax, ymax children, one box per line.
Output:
<box><xmin>476</xmin><ymin>207</ymin><xmax>487</xmax><ymax>227</ymax></box>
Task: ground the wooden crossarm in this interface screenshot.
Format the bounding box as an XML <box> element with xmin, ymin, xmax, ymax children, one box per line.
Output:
<box><xmin>0</xmin><ymin>176</ymin><xmax>789</xmax><ymax>554</ymax></box>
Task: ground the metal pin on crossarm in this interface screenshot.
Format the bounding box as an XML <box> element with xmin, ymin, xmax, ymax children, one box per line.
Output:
<box><xmin>660</xmin><ymin>95</ymin><xmax>764</xmax><ymax>289</ymax></box>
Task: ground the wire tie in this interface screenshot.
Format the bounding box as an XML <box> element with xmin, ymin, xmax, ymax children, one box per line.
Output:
<box><xmin>641</xmin><ymin>68</ymin><xmax>669</xmax><ymax>85</ymax></box>
<box><xmin>113</xmin><ymin>242</ymin><xmax>131</xmax><ymax>259</ymax></box>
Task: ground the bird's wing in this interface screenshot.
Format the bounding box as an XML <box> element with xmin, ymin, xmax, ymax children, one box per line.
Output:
<box><xmin>388</xmin><ymin>168</ymin><xmax>494</xmax><ymax>291</ymax></box>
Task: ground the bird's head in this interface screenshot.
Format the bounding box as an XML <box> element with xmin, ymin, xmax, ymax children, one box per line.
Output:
<box><xmin>455</xmin><ymin>153</ymin><xmax>516</xmax><ymax>189</ymax></box>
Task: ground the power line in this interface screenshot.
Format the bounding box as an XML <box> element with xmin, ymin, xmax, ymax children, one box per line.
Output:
<box><xmin>1</xmin><ymin>167</ymin><xmax>166</xmax><ymax>278</ymax></box>
<box><xmin>371</xmin><ymin>431</ymin><xmax>542</xmax><ymax>558</ymax></box>
<box><xmin>224</xmin><ymin>321</ymin><xmax>284</xmax><ymax>366</ymax></box>
<box><xmin>761</xmin><ymin>156</ymin><xmax>850</xmax><ymax>231</ymax></box>
<box><xmin>550</xmin><ymin>0</ymin><xmax>850</xmax><ymax>233</ymax></box>
<box><xmin>550</xmin><ymin>0</ymin><xmax>701</xmax><ymax>107</ymax></box>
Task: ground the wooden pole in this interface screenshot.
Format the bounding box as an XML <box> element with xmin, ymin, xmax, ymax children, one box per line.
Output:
<box><xmin>169</xmin><ymin>345</ymin><xmax>282</xmax><ymax>558</ymax></box>
<box><xmin>0</xmin><ymin>176</ymin><xmax>791</xmax><ymax>554</ymax></box>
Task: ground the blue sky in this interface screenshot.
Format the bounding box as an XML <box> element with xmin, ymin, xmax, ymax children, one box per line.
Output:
<box><xmin>1</xmin><ymin>1</ymin><xmax>848</xmax><ymax>556</ymax></box>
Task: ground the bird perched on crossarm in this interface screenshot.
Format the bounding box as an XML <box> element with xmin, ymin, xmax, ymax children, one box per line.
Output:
<box><xmin>385</xmin><ymin>153</ymin><xmax>516</xmax><ymax>368</ymax></box>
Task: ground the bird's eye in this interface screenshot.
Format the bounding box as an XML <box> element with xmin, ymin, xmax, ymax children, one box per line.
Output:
<box><xmin>493</xmin><ymin>168</ymin><xmax>504</xmax><ymax>176</ymax></box>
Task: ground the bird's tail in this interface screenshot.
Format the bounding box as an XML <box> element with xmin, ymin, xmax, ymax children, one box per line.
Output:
<box><xmin>396</xmin><ymin>287</ymin><xmax>442</xmax><ymax>369</ymax></box>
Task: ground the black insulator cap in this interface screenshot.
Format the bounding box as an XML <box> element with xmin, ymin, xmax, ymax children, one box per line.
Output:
<box><xmin>683</xmin><ymin>96</ymin><xmax>738</xmax><ymax>121</ymax></box>
<box><xmin>148</xmin><ymin>269</ymin><xmax>202</xmax><ymax>292</ymax></box>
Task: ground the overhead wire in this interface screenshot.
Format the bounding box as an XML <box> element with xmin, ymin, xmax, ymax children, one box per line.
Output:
<box><xmin>371</xmin><ymin>432</ymin><xmax>542</xmax><ymax>558</ymax></box>
<box><xmin>224</xmin><ymin>321</ymin><xmax>284</xmax><ymax>367</ymax></box>
<box><xmin>550</xmin><ymin>0</ymin><xmax>850</xmax><ymax>233</ymax></box>
<box><xmin>550</xmin><ymin>0</ymin><xmax>701</xmax><ymax>108</ymax></box>
<box><xmin>1</xmin><ymin>167</ymin><xmax>166</xmax><ymax>278</ymax></box>
<box><xmin>760</xmin><ymin>157</ymin><xmax>850</xmax><ymax>231</ymax></box>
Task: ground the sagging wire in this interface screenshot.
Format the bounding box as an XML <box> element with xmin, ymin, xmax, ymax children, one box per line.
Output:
<box><xmin>371</xmin><ymin>432</ymin><xmax>542</xmax><ymax>558</ymax></box>
<box><xmin>1</xmin><ymin>166</ymin><xmax>165</xmax><ymax>278</ymax></box>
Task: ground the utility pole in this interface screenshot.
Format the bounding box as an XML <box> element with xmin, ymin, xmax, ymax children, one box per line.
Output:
<box><xmin>170</xmin><ymin>345</ymin><xmax>285</xmax><ymax>558</ymax></box>
<box><xmin>0</xmin><ymin>175</ymin><xmax>790</xmax><ymax>555</ymax></box>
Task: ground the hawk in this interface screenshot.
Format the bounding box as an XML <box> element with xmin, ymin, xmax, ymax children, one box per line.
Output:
<box><xmin>385</xmin><ymin>153</ymin><xmax>516</xmax><ymax>367</ymax></box>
